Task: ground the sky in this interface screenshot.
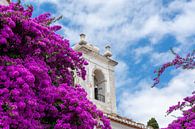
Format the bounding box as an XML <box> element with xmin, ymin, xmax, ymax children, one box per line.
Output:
<box><xmin>12</xmin><ymin>0</ymin><xmax>195</xmax><ymax>127</ymax></box>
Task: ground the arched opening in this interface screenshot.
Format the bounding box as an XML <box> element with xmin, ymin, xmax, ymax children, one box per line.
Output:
<box><xmin>93</xmin><ymin>69</ymin><xmax>106</xmax><ymax>102</ymax></box>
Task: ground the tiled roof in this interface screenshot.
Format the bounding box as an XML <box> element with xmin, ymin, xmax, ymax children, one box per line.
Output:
<box><xmin>105</xmin><ymin>113</ymin><xmax>146</xmax><ymax>129</ymax></box>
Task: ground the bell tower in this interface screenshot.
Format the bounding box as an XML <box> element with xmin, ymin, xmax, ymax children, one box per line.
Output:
<box><xmin>73</xmin><ymin>34</ymin><xmax>118</xmax><ymax>114</ymax></box>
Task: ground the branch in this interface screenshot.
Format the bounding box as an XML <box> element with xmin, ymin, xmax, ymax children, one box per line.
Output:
<box><xmin>170</xmin><ymin>48</ymin><xmax>177</xmax><ymax>55</ymax></box>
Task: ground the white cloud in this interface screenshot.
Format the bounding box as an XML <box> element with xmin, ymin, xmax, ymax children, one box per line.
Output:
<box><xmin>115</xmin><ymin>61</ymin><xmax>133</xmax><ymax>88</ymax></box>
<box><xmin>118</xmin><ymin>69</ymin><xmax>195</xmax><ymax>128</ymax></box>
<box><xmin>133</xmin><ymin>46</ymin><xmax>153</xmax><ymax>63</ymax></box>
<box><xmin>33</xmin><ymin>0</ymin><xmax>159</xmax><ymax>51</ymax></box>
<box><xmin>34</xmin><ymin>0</ymin><xmax>195</xmax><ymax>52</ymax></box>
<box><xmin>150</xmin><ymin>51</ymin><xmax>175</xmax><ymax>66</ymax></box>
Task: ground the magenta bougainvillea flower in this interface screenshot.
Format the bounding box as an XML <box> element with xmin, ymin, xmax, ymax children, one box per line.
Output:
<box><xmin>0</xmin><ymin>2</ymin><xmax>111</xmax><ymax>129</ymax></box>
<box><xmin>153</xmin><ymin>50</ymin><xmax>195</xmax><ymax>129</ymax></box>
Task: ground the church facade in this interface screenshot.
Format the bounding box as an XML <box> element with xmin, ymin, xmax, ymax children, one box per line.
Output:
<box><xmin>74</xmin><ymin>34</ymin><xmax>146</xmax><ymax>129</ymax></box>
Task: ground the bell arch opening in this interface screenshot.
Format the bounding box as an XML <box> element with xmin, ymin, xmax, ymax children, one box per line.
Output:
<box><xmin>93</xmin><ymin>69</ymin><xmax>106</xmax><ymax>102</ymax></box>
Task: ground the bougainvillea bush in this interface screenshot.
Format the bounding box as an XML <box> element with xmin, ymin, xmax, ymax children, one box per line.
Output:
<box><xmin>153</xmin><ymin>50</ymin><xmax>195</xmax><ymax>129</ymax></box>
<box><xmin>0</xmin><ymin>2</ymin><xmax>111</xmax><ymax>129</ymax></box>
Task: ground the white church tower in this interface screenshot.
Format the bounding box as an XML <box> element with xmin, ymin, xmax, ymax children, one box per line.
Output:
<box><xmin>74</xmin><ymin>34</ymin><xmax>118</xmax><ymax>114</ymax></box>
<box><xmin>74</xmin><ymin>34</ymin><xmax>146</xmax><ymax>129</ymax></box>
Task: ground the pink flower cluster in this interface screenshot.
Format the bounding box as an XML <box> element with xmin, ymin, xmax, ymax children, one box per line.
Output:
<box><xmin>153</xmin><ymin>50</ymin><xmax>195</xmax><ymax>129</ymax></box>
<box><xmin>153</xmin><ymin>51</ymin><xmax>195</xmax><ymax>87</ymax></box>
<box><xmin>0</xmin><ymin>2</ymin><xmax>111</xmax><ymax>129</ymax></box>
<box><xmin>165</xmin><ymin>93</ymin><xmax>195</xmax><ymax>129</ymax></box>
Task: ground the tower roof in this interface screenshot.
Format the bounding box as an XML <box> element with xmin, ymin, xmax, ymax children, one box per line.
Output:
<box><xmin>73</xmin><ymin>34</ymin><xmax>118</xmax><ymax>66</ymax></box>
<box><xmin>105</xmin><ymin>113</ymin><xmax>146</xmax><ymax>129</ymax></box>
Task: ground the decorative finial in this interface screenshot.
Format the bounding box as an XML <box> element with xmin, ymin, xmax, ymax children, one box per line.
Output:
<box><xmin>79</xmin><ymin>33</ymin><xmax>87</xmax><ymax>45</ymax></box>
<box><xmin>80</xmin><ymin>33</ymin><xmax>85</xmax><ymax>40</ymax></box>
<box><xmin>104</xmin><ymin>45</ymin><xmax>112</xmax><ymax>57</ymax></box>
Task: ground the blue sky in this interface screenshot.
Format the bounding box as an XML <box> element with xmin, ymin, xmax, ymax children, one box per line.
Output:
<box><xmin>12</xmin><ymin>0</ymin><xmax>195</xmax><ymax>127</ymax></box>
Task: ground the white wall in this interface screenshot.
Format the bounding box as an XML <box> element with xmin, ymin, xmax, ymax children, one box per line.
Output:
<box><xmin>110</xmin><ymin>121</ymin><xmax>136</xmax><ymax>129</ymax></box>
<box><xmin>78</xmin><ymin>53</ymin><xmax>116</xmax><ymax>113</ymax></box>
<box><xmin>0</xmin><ymin>0</ymin><xmax>9</xmax><ymax>5</ymax></box>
